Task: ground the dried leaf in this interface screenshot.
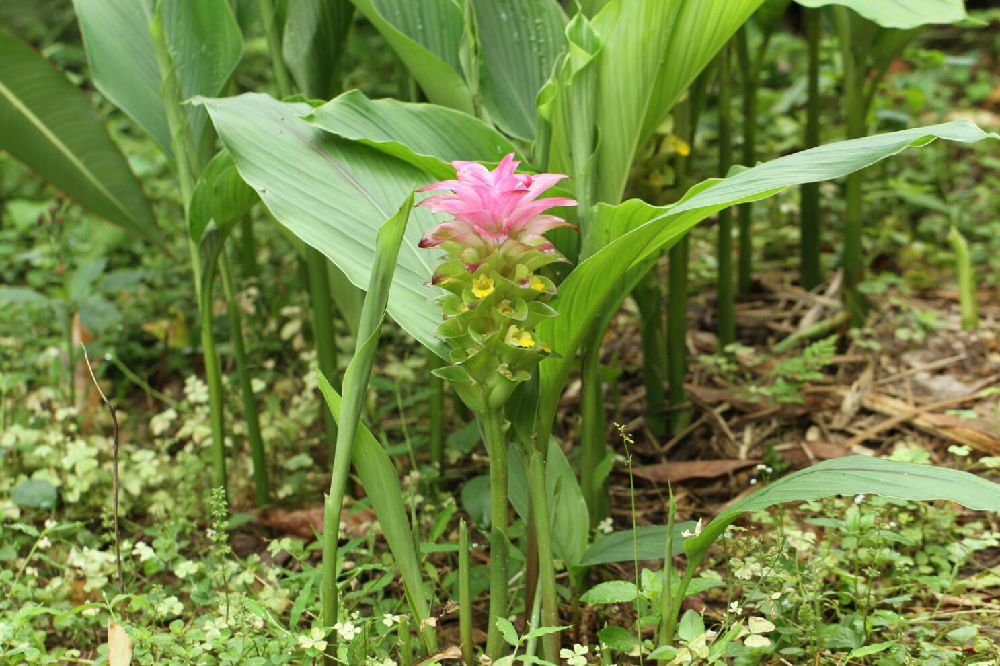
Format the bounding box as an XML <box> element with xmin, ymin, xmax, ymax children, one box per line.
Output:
<box><xmin>108</xmin><ymin>620</ymin><xmax>133</xmax><ymax>666</ymax></box>
<box><xmin>628</xmin><ymin>459</ymin><xmax>761</xmax><ymax>483</ymax></box>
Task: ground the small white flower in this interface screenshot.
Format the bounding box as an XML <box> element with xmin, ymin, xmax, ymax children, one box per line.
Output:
<box><xmin>174</xmin><ymin>560</ymin><xmax>199</xmax><ymax>578</ymax></box>
<box><xmin>298</xmin><ymin>626</ymin><xmax>329</xmax><ymax>652</ymax></box>
<box><xmin>728</xmin><ymin>601</ymin><xmax>742</xmax><ymax>615</ymax></box>
<box><xmin>156</xmin><ymin>595</ymin><xmax>184</xmax><ymax>618</ymax></box>
<box><xmin>854</xmin><ymin>493</ymin><xmax>865</xmax><ymax>505</ymax></box>
<box><xmin>382</xmin><ymin>613</ymin><xmax>401</xmax><ymax>627</ymax></box>
<box><xmin>132</xmin><ymin>541</ymin><xmax>156</xmax><ymax>562</ymax></box>
<box><xmin>36</xmin><ymin>537</ymin><xmax>51</xmax><ymax>550</ymax></box>
<box><xmin>560</xmin><ymin>643</ymin><xmax>588</xmax><ymax>666</ymax></box>
<box><xmin>334</xmin><ymin>621</ymin><xmax>360</xmax><ymax>641</ymax></box>
<box><xmin>744</xmin><ymin>634</ymin><xmax>771</xmax><ymax>648</ymax></box>
<box><xmin>750</xmin><ymin>478</ymin><xmax>758</xmax><ymax>485</ymax></box>
<box><xmin>596</xmin><ymin>517</ymin><xmax>614</xmax><ymax>535</ymax></box>
<box><xmin>44</xmin><ymin>519</ymin><xmax>57</xmax><ymax>530</ymax></box>
<box><xmin>681</xmin><ymin>518</ymin><xmax>703</xmax><ymax>538</ymax></box>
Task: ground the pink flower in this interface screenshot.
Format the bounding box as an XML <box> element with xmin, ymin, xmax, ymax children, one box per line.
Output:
<box><xmin>417</xmin><ymin>154</ymin><xmax>576</xmax><ymax>262</ymax></box>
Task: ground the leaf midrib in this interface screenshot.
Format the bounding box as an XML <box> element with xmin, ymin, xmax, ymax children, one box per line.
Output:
<box><xmin>0</xmin><ymin>77</ymin><xmax>133</xmax><ymax>225</ymax></box>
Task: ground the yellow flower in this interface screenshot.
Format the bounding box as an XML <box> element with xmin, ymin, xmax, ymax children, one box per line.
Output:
<box><xmin>505</xmin><ymin>326</ymin><xmax>535</xmax><ymax>348</ymax></box>
<box><xmin>529</xmin><ymin>276</ymin><xmax>545</xmax><ymax>291</ymax></box>
<box><xmin>472</xmin><ymin>273</ymin><xmax>494</xmax><ymax>298</ymax></box>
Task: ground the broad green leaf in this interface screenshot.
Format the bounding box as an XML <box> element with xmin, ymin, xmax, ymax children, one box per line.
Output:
<box><xmin>589</xmin><ymin>0</ymin><xmax>765</xmax><ymax>203</ymax></box>
<box><xmin>0</xmin><ymin>286</ymin><xmax>50</xmax><ymax>308</ymax></box>
<box><xmin>579</xmin><ymin>522</ymin><xmax>695</xmax><ymax>567</ymax></box>
<box><xmin>199</xmin><ymin>93</ymin><xmax>444</xmax><ymax>354</ymax></box>
<box><xmin>470</xmin><ymin>0</ymin><xmax>567</xmax><ymax>140</ymax></box>
<box><xmin>305</xmin><ymin>89</ymin><xmax>519</xmax><ymax>178</ymax></box>
<box><xmin>580</xmin><ymin>580</ymin><xmax>638</xmax><ymax>604</ymax></box>
<box><xmin>684</xmin><ymin>456</ymin><xmax>1000</xmax><ymax>567</ymax></box>
<box><xmin>12</xmin><ymin>478</ymin><xmax>58</xmax><ymax>510</ymax></box>
<box><xmin>349</xmin><ymin>0</ymin><xmax>473</xmax><ymax>113</ymax></box>
<box><xmin>0</xmin><ymin>33</ymin><xmax>159</xmax><ymax>241</ymax></box>
<box><xmin>282</xmin><ymin>0</ymin><xmax>354</xmax><ymax>99</ymax></box>
<box><xmin>74</xmin><ymin>0</ymin><xmax>242</xmax><ymax>159</ymax></box>
<box><xmin>795</xmin><ymin>0</ymin><xmax>967</xmax><ymax>29</ymax></box>
<box><xmin>536</xmin><ymin>121</ymin><xmax>997</xmax><ymax>439</ymax></box>
<box><xmin>73</xmin><ymin>0</ymin><xmax>169</xmax><ymax>151</ymax></box>
<box><xmin>317</xmin><ymin>373</ymin><xmax>435</xmax><ymax>651</ymax></box>
<box><xmin>536</xmin><ymin>13</ymin><xmax>601</xmax><ymax>221</ymax></box>
<box><xmin>188</xmin><ymin>150</ymin><xmax>258</xmax><ymax>243</ymax></box>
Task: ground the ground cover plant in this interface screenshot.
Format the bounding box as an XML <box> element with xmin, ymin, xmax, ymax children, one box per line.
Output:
<box><xmin>2</xmin><ymin>1</ymin><xmax>1000</xmax><ymax>665</ymax></box>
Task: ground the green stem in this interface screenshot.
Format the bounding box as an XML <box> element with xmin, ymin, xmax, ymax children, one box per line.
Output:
<box><xmin>238</xmin><ymin>216</ymin><xmax>259</xmax><ymax>278</ymax></box>
<box><xmin>459</xmin><ymin>519</ymin><xmax>473</xmax><ymax>666</ymax></box>
<box><xmin>667</xmin><ymin>235</ymin><xmax>690</xmax><ymax>436</ymax></box>
<box><xmin>716</xmin><ymin>44</ymin><xmax>736</xmax><ymax>348</ymax></box>
<box><xmin>834</xmin><ymin>8</ymin><xmax>868</xmax><ymax>325</ymax></box>
<box><xmin>948</xmin><ymin>226</ymin><xmax>978</xmax><ymax>330</ymax></box>
<box><xmin>527</xmin><ymin>448</ymin><xmax>559</xmax><ymax>663</ymax></box>
<box><xmin>151</xmin><ymin>2</ymin><xmax>227</xmax><ymax>498</ymax></box>
<box><xmin>219</xmin><ymin>251</ymin><xmax>270</xmax><ymax>505</ymax></box>
<box><xmin>633</xmin><ymin>270</ymin><xmax>667</xmax><ymax>439</ymax></box>
<box><xmin>800</xmin><ymin>8</ymin><xmax>823</xmax><ymax>290</ymax></box>
<box><xmin>736</xmin><ymin>27</ymin><xmax>756</xmax><ymax>295</ymax></box>
<box><xmin>428</xmin><ymin>352</ymin><xmax>445</xmax><ymax>478</ymax></box>
<box><xmin>306</xmin><ymin>249</ymin><xmax>341</xmax><ymax>455</ymax></box>
<box><xmin>657</xmin><ymin>487</ymin><xmax>676</xmax><ymax>649</ymax></box>
<box><xmin>580</xmin><ymin>335</ymin><xmax>608</xmax><ymax>524</ymax></box>
<box><xmin>256</xmin><ymin>0</ymin><xmax>292</xmax><ymax>98</ymax></box>
<box><xmin>482</xmin><ymin>408</ymin><xmax>509</xmax><ymax>660</ymax></box>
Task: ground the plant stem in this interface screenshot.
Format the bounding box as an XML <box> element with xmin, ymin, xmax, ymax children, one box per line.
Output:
<box><xmin>219</xmin><ymin>251</ymin><xmax>270</xmax><ymax>505</ymax></box>
<box><xmin>800</xmin><ymin>8</ymin><xmax>823</xmax><ymax>290</ymax></box>
<box><xmin>459</xmin><ymin>519</ymin><xmax>473</xmax><ymax>666</ymax></box>
<box><xmin>482</xmin><ymin>408</ymin><xmax>509</xmax><ymax>660</ymax></box>
<box><xmin>238</xmin><ymin>216</ymin><xmax>258</xmax><ymax>278</ymax></box>
<box><xmin>657</xmin><ymin>487</ymin><xmax>676</xmax><ymax>649</ymax></box>
<box><xmin>634</xmin><ymin>270</ymin><xmax>667</xmax><ymax>439</ymax></box>
<box><xmin>736</xmin><ymin>27</ymin><xmax>757</xmax><ymax>295</ymax></box>
<box><xmin>428</xmin><ymin>352</ymin><xmax>445</xmax><ymax>479</ymax></box>
<box><xmin>834</xmin><ymin>8</ymin><xmax>868</xmax><ymax>325</ymax></box>
<box><xmin>667</xmin><ymin>235</ymin><xmax>690</xmax><ymax>436</ymax></box>
<box><xmin>150</xmin><ymin>3</ymin><xmax>227</xmax><ymax>498</ymax></box>
<box><xmin>948</xmin><ymin>226</ymin><xmax>978</xmax><ymax>330</ymax></box>
<box><xmin>527</xmin><ymin>447</ymin><xmax>559</xmax><ymax>663</ymax></box>
<box><xmin>256</xmin><ymin>0</ymin><xmax>292</xmax><ymax>98</ymax></box>
<box><xmin>580</xmin><ymin>334</ymin><xmax>609</xmax><ymax>524</ymax></box>
<box><xmin>306</xmin><ymin>249</ymin><xmax>341</xmax><ymax>454</ymax></box>
<box><xmin>716</xmin><ymin>43</ymin><xmax>736</xmax><ymax>348</ymax></box>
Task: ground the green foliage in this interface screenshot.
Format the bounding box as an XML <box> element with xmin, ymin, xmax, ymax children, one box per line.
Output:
<box><xmin>0</xmin><ymin>33</ymin><xmax>159</xmax><ymax>241</ymax></box>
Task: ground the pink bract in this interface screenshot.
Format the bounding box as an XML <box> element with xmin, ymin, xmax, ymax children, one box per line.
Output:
<box><xmin>417</xmin><ymin>154</ymin><xmax>577</xmax><ymax>255</ymax></box>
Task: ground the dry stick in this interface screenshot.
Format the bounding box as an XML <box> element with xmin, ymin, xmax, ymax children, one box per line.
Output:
<box><xmin>82</xmin><ymin>344</ymin><xmax>124</xmax><ymax>599</ymax></box>
<box><xmin>843</xmin><ymin>378</ymin><xmax>1000</xmax><ymax>448</ymax></box>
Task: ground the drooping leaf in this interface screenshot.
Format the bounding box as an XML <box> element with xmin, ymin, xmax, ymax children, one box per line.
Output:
<box><xmin>684</xmin><ymin>456</ymin><xmax>1000</xmax><ymax>565</ymax></box>
<box><xmin>188</xmin><ymin>150</ymin><xmax>258</xmax><ymax>243</ymax></box>
<box><xmin>470</xmin><ymin>0</ymin><xmax>567</xmax><ymax>140</ymax></box>
<box><xmin>580</xmin><ymin>580</ymin><xmax>638</xmax><ymax>604</ymax></box>
<box><xmin>0</xmin><ymin>286</ymin><xmax>50</xmax><ymax>308</ymax></box>
<box><xmin>349</xmin><ymin>0</ymin><xmax>473</xmax><ymax>113</ymax></box>
<box><xmin>579</xmin><ymin>522</ymin><xmax>695</xmax><ymax>566</ymax></box>
<box><xmin>305</xmin><ymin>89</ymin><xmax>519</xmax><ymax>178</ymax></box>
<box><xmin>536</xmin><ymin>121</ymin><xmax>997</xmax><ymax>439</ymax></box>
<box><xmin>199</xmin><ymin>93</ymin><xmax>444</xmax><ymax>354</ymax></box>
<box><xmin>316</xmin><ymin>373</ymin><xmax>435</xmax><ymax>650</ymax></box>
<box><xmin>74</xmin><ymin>0</ymin><xmax>242</xmax><ymax>159</ymax></box>
<box><xmin>794</xmin><ymin>0</ymin><xmax>967</xmax><ymax>29</ymax></box>
<box><xmin>72</xmin><ymin>0</ymin><xmax>168</xmax><ymax>150</ymax></box>
<box><xmin>282</xmin><ymin>0</ymin><xmax>354</xmax><ymax>99</ymax></box>
<box><xmin>0</xmin><ymin>33</ymin><xmax>159</xmax><ymax>241</ymax></box>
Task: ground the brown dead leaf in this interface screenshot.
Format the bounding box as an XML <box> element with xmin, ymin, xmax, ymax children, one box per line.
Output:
<box><xmin>414</xmin><ymin>645</ymin><xmax>462</xmax><ymax>664</ymax></box>
<box><xmin>255</xmin><ymin>506</ymin><xmax>377</xmax><ymax>539</ymax></box>
<box><xmin>627</xmin><ymin>459</ymin><xmax>761</xmax><ymax>483</ymax></box>
<box><xmin>108</xmin><ymin>620</ymin><xmax>133</xmax><ymax>666</ymax></box>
